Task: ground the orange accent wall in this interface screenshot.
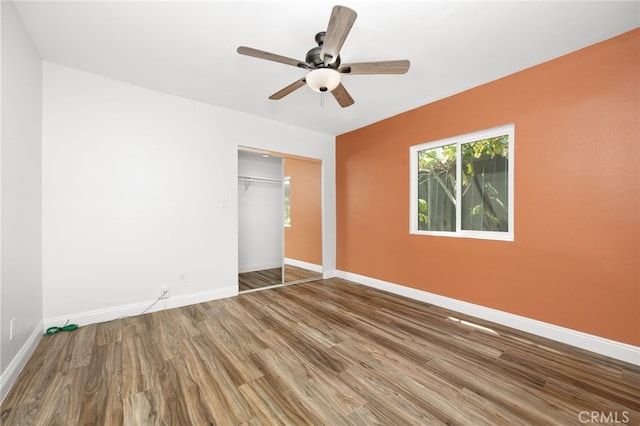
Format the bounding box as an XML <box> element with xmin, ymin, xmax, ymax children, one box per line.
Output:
<box><xmin>336</xmin><ymin>29</ymin><xmax>640</xmax><ymax>346</ymax></box>
<box><xmin>284</xmin><ymin>158</ymin><xmax>323</xmax><ymax>266</ymax></box>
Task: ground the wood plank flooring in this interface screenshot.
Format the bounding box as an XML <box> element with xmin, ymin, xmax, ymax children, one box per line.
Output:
<box><xmin>238</xmin><ymin>265</ymin><xmax>321</xmax><ymax>292</ymax></box>
<box><xmin>238</xmin><ymin>267</ymin><xmax>282</xmax><ymax>291</ymax></box>
<box><xmin>2</xmin><ymin>278</ymin><xmax>639</xmax><ymax>425</ymax></box>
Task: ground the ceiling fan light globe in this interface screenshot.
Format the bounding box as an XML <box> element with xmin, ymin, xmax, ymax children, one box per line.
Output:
<box><xmin>306</xmin><ymin>68</ymin><xmax>341</xmax><ymax>93</ymax></box>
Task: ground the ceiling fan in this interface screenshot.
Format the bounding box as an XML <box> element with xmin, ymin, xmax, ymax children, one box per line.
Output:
<box><xmin>237</xmin><ymin>5</ymin><xmax>410</xmax><ymax>108</ymax></box>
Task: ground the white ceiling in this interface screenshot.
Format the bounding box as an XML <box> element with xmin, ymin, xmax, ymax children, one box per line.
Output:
<box><xmin>13</xmin><ymin>1</ymin><xmax>639</xmax><ymax>136</ymax></box>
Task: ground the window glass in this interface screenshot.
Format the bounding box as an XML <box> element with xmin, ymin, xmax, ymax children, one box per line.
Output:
<box><xmin>417</xmin><ymin>143</ymin><xmax>457</xmax><ymax>232</ymax></box>
<box><xmin>460</xmin><ymin>136</ymin><xmax>509</xmax><ymax>232</ymax></box>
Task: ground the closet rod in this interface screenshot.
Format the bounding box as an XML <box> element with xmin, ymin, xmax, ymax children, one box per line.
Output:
<box><xmin>238</xmin><ymin>175</ymin><xmax>282</xmax><ymax>184</ymax></box>
<box><xmin>238</xmin><ymin>175</ymin><xmax>282</xmax><ymax>191</ymax></box>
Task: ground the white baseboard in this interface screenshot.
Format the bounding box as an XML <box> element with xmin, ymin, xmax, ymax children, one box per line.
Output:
<box><xmin>0</xmin><ymin>320</ymin><xmax>43</xmax><ymax>403</ymax></box>
<box><xmin>43</xmin><ymin>286</ymin><xmax>238</xmax><ymax>330</ymax></box>
<box><xmin>284</xmin><ymin>258</ymin><xmax>323</xmax><ymax>273</ymax></box>
<box><xmin>336</xmin><ymin>270</ymin><xmax>640</xmax><ymax>366</ymax></box>
<box><xmin>322</xmin><ymin>268</ymin><xmax>336</xmax><ymax>279</ymax></box>
<box><xmin>239</xmin><ymin>261</ymin><xmax>283</xmax><ymax>273</ymax></box>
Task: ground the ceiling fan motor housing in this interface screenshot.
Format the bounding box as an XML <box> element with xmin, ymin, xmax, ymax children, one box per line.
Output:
<box><xmin>305</xmin><ymin>47</ymin><xmax>324</xmax><ymax>68</ymax></box>
<box><xmin>306</xmin><ymin>32</ymin><xmax>341</xmax><ymax>70</ymax></box>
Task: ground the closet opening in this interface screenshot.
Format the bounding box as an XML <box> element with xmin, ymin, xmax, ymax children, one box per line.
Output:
<box><xmin>237</xmin><ymin>147</ymin><xmax>323</xmax><ymax>293</ymax></box>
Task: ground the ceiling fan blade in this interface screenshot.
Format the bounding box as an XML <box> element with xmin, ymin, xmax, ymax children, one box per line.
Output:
<box><xmin>339</xmin><ymin>60</ymin><xmax>410</xmax><ymax>75</ymax></box>
<box><xmin>269</xmin><ymin>78</ymin><xmax>307</xmax><ymax>100</ymax></box>
<box><xmin>237</xmin><ymin>46</ymin><xmax>309</xmax><ymax>69</ymax></box>
<box><xmin>321</xmin><ymin>6</ymin><xmax>357</xmax><ymax>65</ymax></box>
<box><xmin>332</xmin><ymin>83</ymin><xmax>355</xmax><ymax>108</ymax></box>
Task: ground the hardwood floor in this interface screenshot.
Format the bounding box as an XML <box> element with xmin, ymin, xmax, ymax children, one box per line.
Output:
<box><xmin>238</xmin><ymin>265</ymin><xmax>321</xmax><ymax>292</ymax></box>
<box><xmin>2</xmin><ymin>278</ymin><xmax>639</xmax><ymax>425</ymax></box>
<box><xmin>282</xmin><ymin>265</ymin><xmax>322</xmax><ymax>283</ymax></box>
<box><xmin>238</xmin><ymin>267</ymin><xmax>282</xmax><ymax>291</ymax></box>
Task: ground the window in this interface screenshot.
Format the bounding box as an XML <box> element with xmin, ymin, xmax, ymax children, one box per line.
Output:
<box><xmin>284</xmin><ymin>176</ymin><xmax>291</xmax><ymax>227</ymax></box>
<box><xmin>410</xmin><ymin>124</ymin><xmax>514</xmax><ymax>241</ymax></box>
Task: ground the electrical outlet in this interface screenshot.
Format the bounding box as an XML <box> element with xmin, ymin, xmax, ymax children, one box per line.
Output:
<box><xmin>9</xmin><ymin>317</ymin><xmax>16</xmax><ymax>341</ymax></box>
<box><xmin>159</xmin><ymin>286</ymin><xmax>170</xmax><ymax>299</ymax></box>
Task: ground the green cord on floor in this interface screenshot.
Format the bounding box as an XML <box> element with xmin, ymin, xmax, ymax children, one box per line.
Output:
<box><xmin>45</xmin><ymin>321</ymin><xmax>78</xmax><ymax>336</ymax></box>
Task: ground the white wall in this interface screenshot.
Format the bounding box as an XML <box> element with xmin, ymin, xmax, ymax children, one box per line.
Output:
<box><xmin>42</xmin><ymin>62</ymin><xmax>335</xmax><ymax>324</ymax></box>
<box><xmin>0</xmin><ymin>0</ymin><xmax>43</xmax><ymax>400</ymax></box>
<box><xmin>238</xmin><ymin>152</ymin><xmax>284</xmax><ymax>273</ymax></box>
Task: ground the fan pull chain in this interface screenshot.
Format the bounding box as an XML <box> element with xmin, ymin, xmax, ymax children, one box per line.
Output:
<box><xmin>320</xmin><ymin>92</ymin><xmax>325</xmax><ymax>108</ymax></box>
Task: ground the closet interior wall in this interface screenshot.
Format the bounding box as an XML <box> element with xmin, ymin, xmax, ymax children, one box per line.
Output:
<box><xmin>237</xmin><ymin>151</ymin><xmax>284</xmax><ymax>279</ymax></box>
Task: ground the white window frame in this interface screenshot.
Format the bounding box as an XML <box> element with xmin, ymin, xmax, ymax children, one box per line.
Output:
<box><xmin>409</xmin><ymin>124</ymin><xmax>515</xmax><ymax>241</ymax></box>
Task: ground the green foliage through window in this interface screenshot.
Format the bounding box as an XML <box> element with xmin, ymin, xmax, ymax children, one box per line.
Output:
<box><xmin>412</xmin><ymin>124</ymin><xmax>513</xmax><ymax>240</ymax></box>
